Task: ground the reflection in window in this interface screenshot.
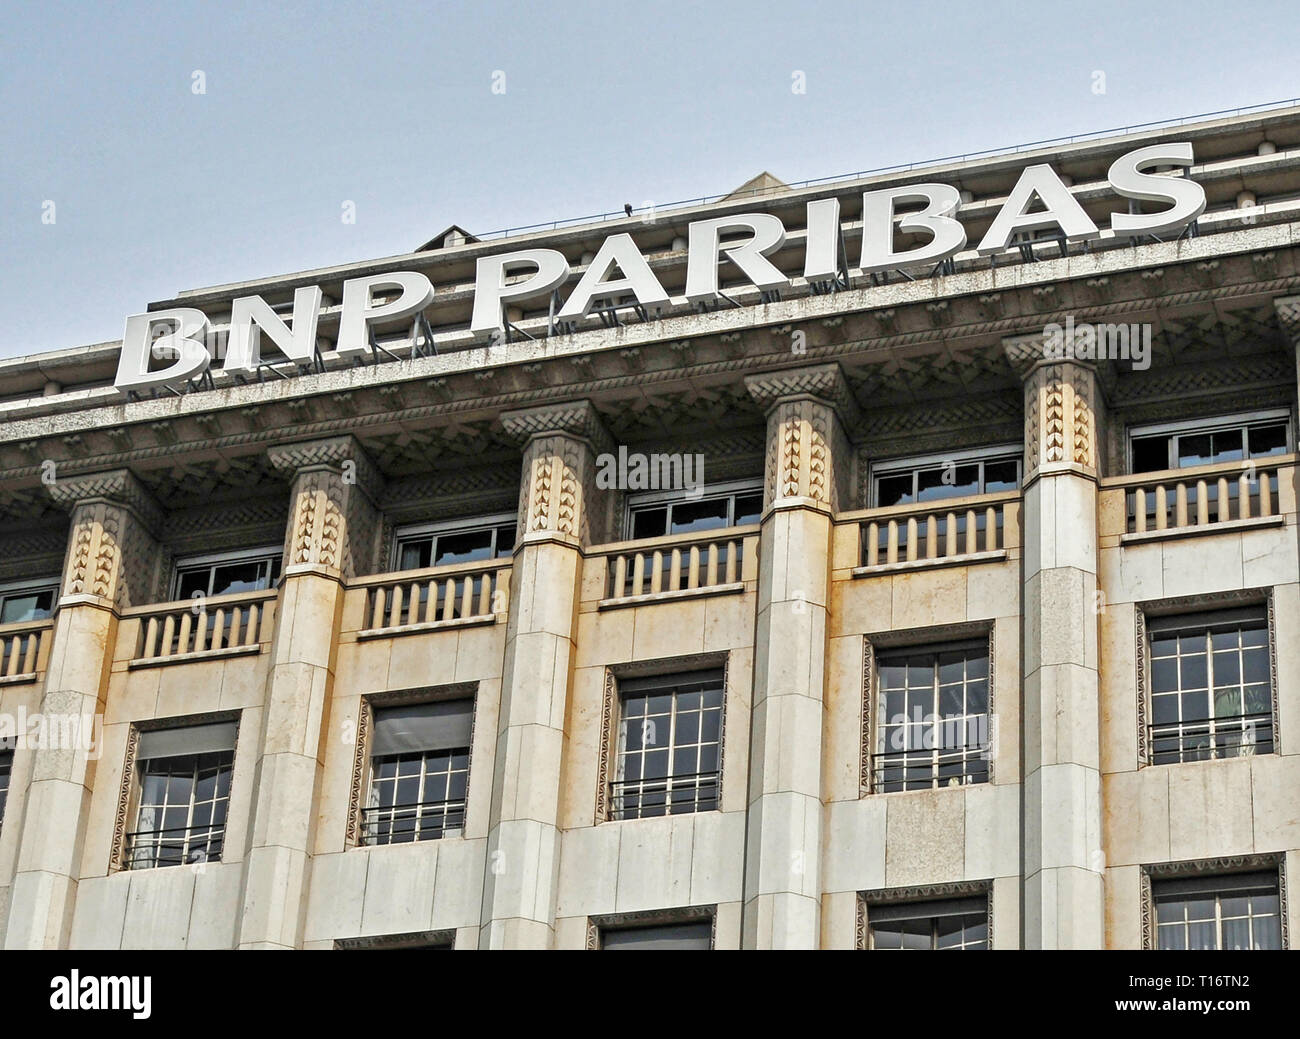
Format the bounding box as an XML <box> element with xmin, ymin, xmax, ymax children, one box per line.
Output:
<box><xmin>394</xmin><ymin>519</ymin><xmax>516</xmax><ymax>572</ymax></box>
<box><xmin>173</xmin><ymin>550</ymin><xmax>281</xmax><ymax>600</ymax></box>
<box><xmin>873</xmin><ymin>453</ymin><xmax>1020</xmax><ymax>508</ymax></box>
<box><xmin>1130</xmin><ymin>417</ymin><xmax>1290</xmax><ymax>474</ymax></box>
<box><xmin>0</xmin><ymin>583</ymin><xmax>58</xmax><ymax>624</ymax></box>
<box><xmin>628</xmin><ymin>485</ymin><xmax>762</xmax><ymax>540</ymax></box>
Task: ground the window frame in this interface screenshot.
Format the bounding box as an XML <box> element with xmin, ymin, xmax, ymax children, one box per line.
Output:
<box><xmin>362</xmin><ymin>697</ymin><xmax>475</xmax><ymax>846</ymax></box>
<box><xmin>623</xmin><ymin>477</ymin><xmax>763</xmax><ymax>541</ymax></box>
<box><xmin>120</xmin><ymin>717</ymin><xmax>240</xmax><ymax>871</ymax></box>
<box><xmin>1139</xmin><ymin>602</ymin><xmax>1277</xmax><ymax>767</ymax></box>
<box><xmin>389</xmin><ymin>512</ymin><xmax>517</xmax><ymax>573</ymax></box>
<box><xmin>0</xmin><ymin>744</ymin><xmax>13</xmax><ymax>833</ymax></box>
<box><xmin>0</xmin><ymin>577</ymin><xmax>60</xmax><ymax>625</ymax></box>
<box><xmin>868</xmin><ymin>444</ymin><xmax>1022</xmax><ymax>509</ymax></box>
<box><xmin>169</xmin><ymin>545</ymin><xmax>283</xmax><ymax>602</ymax></box>
<box><xmin>1150</xmin><ymin>870</ymin><xmax>1284</xmax><ymax>951</ymax></box>
<box><xmin>1127</xmin><ymin>408</ymin><xmax>1292</xmax><ymax>474</ymax></box>
<box><xmin>602</xmin><ymin>665</ymin><xmax>727</xmax><ymax>823</ymax></box>
<box><xmin>871</xmin><ymin>636</ymin><xmax>992</xmax><ymax>793</ymax></box>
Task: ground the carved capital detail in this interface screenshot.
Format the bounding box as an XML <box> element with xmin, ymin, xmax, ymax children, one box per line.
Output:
<box><xmin>1021</xmin><ymin>360</ymin><xmax>1104</xmax><ymax>477</ymax></box>
<box><xmin>744</xmin><ymin>362</ymin><xmax>861</xmax><ymax>428</ymax></box>
<box><xmin>271</xmin><ymin>436</ymin><xmax>382</xmax><ymax>578</ymax></box>
<box><xmin>46</xmin><ymin>467</ymin><xmax>163</xmax><ymax>534</ymax></box>
<box><xmin>1272</xmin><ymin>294</ymin><xmax>1300</xmax><ymax>344</ymax></box>
<box><xmin>56</xmin><ymin>470</ymin><xmax>163</xmax><ymax>607</ymax></box>
<box><xmin>499</xmin><ymin>399</ymin><xmax>614</xmax><ymax>457</ymax></box>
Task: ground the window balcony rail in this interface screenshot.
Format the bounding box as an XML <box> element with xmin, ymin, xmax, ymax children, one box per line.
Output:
<box><xmin>129</xmin><ymin>589</ymin><xmax>276</xmax><ymax>665</ymax></box>
<box><xmin>1150</xmin><ymin>713</ymin><xmax>1274</xmax><ymax>766</ymax></box>
<box><xmin>855</xmin><ymin>492</ymin><xmax>1017</xmax><ymax>572</ymax></box>
<box><xmin>355</xmin><ymin>558</ymin><xmax>507</xmax><ymax>637</ymax></box>
<box><xmin>360</xmin><ymin>798</ymin><xmax>467</xmax><ymax>844</ymax></box>
<box><xmin>1111</xmin><ymin>459</ymin><xmax>1289</xmax><ymax>539</ymax></box>
<box><xmin>122</xmin><ymin>823</ymin><xmax>225</xmax><ymax>870</ymax></box>
<box><xmin>598</xmin><ymin>527</ymin><xmax>757</xmax><ymax>604</ymax></box>
<box><xmin>609</xmin><ymin>770</ymin><xmax>719</xmax><ymax>820</ymax></box>
<box><xmin>0</xmin><ymin>618</ymin><xmax>52</xmax><ymax>681</ymax></box>
<box><xmin>872</xmin><ymin>746</ymin><xmax>990</xmax><ymax>793</ymax></box>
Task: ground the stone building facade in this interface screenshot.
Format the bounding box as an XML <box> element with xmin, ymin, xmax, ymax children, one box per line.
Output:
<box><xmin>0</xmin><ymin>105</ymin><xmax>1298</xmax><ymax>949</ymax></box>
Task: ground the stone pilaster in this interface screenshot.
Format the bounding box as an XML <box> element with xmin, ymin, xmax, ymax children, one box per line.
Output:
<box><xmin>6</xmin><ymin>470</ymin><xmax>161</xmax><ymax>949</ymax></box>
<box><xmin>237</xmin><ymin>436</ymin><xmax>381</xmax><ymax>949</ymax></box>
<box><xmin>1005</xmin><ymin>333</ymin><xmax>1107</xmax><ymax>949</ymax></box>
<box><xmin>480</xmin><ymin>400</ymin><xmax>612</xmax><ymax>949</ymax></box>
<box><xmin>741</xmin><ymin>364</ymin><xmax>856</xmax><ymax>948</ymax></box>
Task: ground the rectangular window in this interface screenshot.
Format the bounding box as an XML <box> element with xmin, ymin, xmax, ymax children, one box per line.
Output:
<box><xmin>1153</xmin><ymin>872</ymin><xmax>1282</xmax><ymax>950</ymax></box>
<box><xmin>612</xmin><ymin>669</ymin><xmax>724</xmax><ymax>820</ymax></box>
<box><xmin>868</xmin><ymin>896</ymin><xmax>989</xmax><ymax>950</ymax></box>
<box><xmin>875</xmin><ymin>639</ymin><xmax>990</xmax><ymax>792</ymax></box>
<box><xmin>626</xmin><ymin>480</ymin><xmax>762</xmax><ymax>540</ymax></box>
<box><xmin>871</xmin><ymin>448</ymin><xmax>1021</xmax><ymax>508</ymax></box>
<box><xmin>172</xmin><ymin>547</ymin><xmax>282</xmax><ymax>601</ymax></box>
<box><xmin>126</xmin><ymin>720</ymin><xmax>237</xmax><ymax>870</ymax></box>
<box><xmin>1130</xmin><ymin>412</ymin><xmax>1291</xmax><ymax>474</ymax></box>
<box><xmin>0</xmin><ymin>580</ymin><xmax>58</xmax><ymax>624</ymax></box>
<box><xmin>0</xmin><ymin>744</ymin><xmax>13</xmax><ymax>832</ymax></box>
<box><xmin>391</xmin><ymin>515</ymin><xmax>516</xmax><ymax>572</ymax></box>
<box><xmin>1147</xmin><ymin>608</ymin><xmax>1273</xmax><ymax>765</ymax></box>
<box><xmin>600</xmin><ymin>920</ymin><xmax>712</xmax><ymax>950</ymax></box>
<box><xmin>363</xmin><ymin>699</ymin><xmax>474</xmax><ymax>845</ymax></box>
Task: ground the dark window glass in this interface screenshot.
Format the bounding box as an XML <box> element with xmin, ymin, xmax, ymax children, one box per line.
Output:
<box><xmin>631</xmin><ymin>507</ymin><xmax>668</xmax><ymax>540</ymax></box>
<box><xmin>399</xmin><ymin>541</ymin><xmax>432</xmax><ymax>571</ymax></box>
<box><xmin>876</xmin><ymin>473</ymin><xmax>915</xmax><ymax>507</ymax></box>
<box><xmin>432</xmin><ymin>529</ymin><xmax>494</xmax><ymax>567</ymax></box>
<box><xmin>494</xmin><ymin>524</ymin><xmax>516</xmax><ymax>558</ymax></box>
<box><xmin>1131</xmin><ymin>435</ymin><xmax>1171</xmax><ymax>474</ymax></box>
<box><xmin>668</xmin><ymin>497</ymin><xmax>730</xmax><ymax>535</ymax></box>
<box><xmin>174</xmin><ymin>554</ymin><xmax>279</xmax><ymax>599</ymax></box>
<box><xmin>1247</xmin><ymin>423</ymin><xmax>1288</xmax><ymax>458</ymax></box>
<box><xmin>983</xmin><ymin>459</ymin><xmax>1019</xmax><ymax>493</ymax></box>
<box><xmin>733</xmin><ymin>493</ymin><xmax>763</xmax><ymax>527</ymax></box>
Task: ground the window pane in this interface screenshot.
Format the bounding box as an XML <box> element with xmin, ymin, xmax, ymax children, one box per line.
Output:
<box><xmin>1247</xmin><ymin>423</ymin><xmax>1287</xmax><ymax>458</ymax></box>
<box><xmin>876</xmin><ymin>474</ymin><xmax>914</xmax><ymax>507</ymax></box>
<box><xmin>669</xmin><ymin>497</ymin><xmax>730</xmax><ymax>535</ymax></box>
<box><xmin>433</xmin><ymin>530</ymin><xmax>495</xmax><ymax>567</ymax></box>
<box><xmin>733</xmin><ymin>493</ymin><xmax>763</xmax><ymax>526</ymax></box>
<box><xmin>1131</xmin><ymin>435</ymin><xmax>1171</xmax><ymax>473</ymax></box>
<box><xmin>398</xmin><ymin>539</ymin><xmax>432</xmax><ymax>570</ymax></box>
<box><xmin>0</xmin><ymin>588</ymin><xmax>56</xmax><ymax>624</ymax></box>
<box><xmin>983</xmin><ymin>459</ymin><xmax>1020</xmax><ymax>492</ymax></box>
<box><xmin>631</xmin><ymin>507</ymin><xmax>667</xmax><ymax>539</ymax></box>
<box><xmin>210</xmin><ymin>560</ymin><xmax>271</xmax><ymax>596</ymax></box>
<box><xmin>175</xmin><ymin>569</ymin><xmax>210</xmax><ymax>600</ymax></box>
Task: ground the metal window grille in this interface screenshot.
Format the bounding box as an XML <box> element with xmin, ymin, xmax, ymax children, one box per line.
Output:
<box><xmin>1148</xmin><ymin>609</ymin><xmax>1272</xmax><ymax>764</ymax></box>
<box><xmin>1153</xmin><ymin>872</ymin><xmax>1282</xmax><ymax>950</ymax></box>
<box><xmin>613</xmin><ymin>670</ymin><xmax>724</xmax><ymax>820</ymax></box>
<box><xmin>125</xmin><ymin>750</ymin><xmax>232</xmax><ymax>869</ymax></box>
<box><xmin>875</xmin><ymin>641</ymin><xmax>990</xmax><ymax>792</ymax></box>
<box><xmin>363</xmin><ymin>748</ymin><xmax>469</xmax><ymax>844</ymax></box>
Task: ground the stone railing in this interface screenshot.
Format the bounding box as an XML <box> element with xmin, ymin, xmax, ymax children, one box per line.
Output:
<box><xmin>0</xmin><ymin>619</ymin><xmax>52</xmax><ymax>682</ymax></box>
<box><xmin>597</xmin><ymin>527</ymin><xmax>758</xmax><ymax>605</ymax></box>
<box><xmin>1114</xmin><ymin>460</ymin><xmax>1286</xmax><ymax>539</ymax></box>
<box><xmin>854</xmin><ymin>492</ymin><xmax>1019</xmax><ymax>572</ymax></box>
<box><xmin>355</xmin><ymin>558</ymin><xmax>507</xmax><ymax>638</ymax></box>
<box><xmin>129</xmin><ymin>590</ymin><xmax>277</xmax><ymax>665</ymax></box>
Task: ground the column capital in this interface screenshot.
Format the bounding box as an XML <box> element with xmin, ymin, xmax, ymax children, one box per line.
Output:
<box><xmin>267</xmin><ymin>434</ymin><xmax>383</xmax><ymax>504</ymax></box>
<box><xmin>499</xmin><ymin>399</ymin><xmax>614</xmax><ymax>456</ymax></box>
<box><xmin>268</xmin><ymin>436</ymin><xmax>382</xmax><ymax>578</ymax></box>
<box><xmin>46</xmin><ymin>467</ymin><xmax>162</xmax><ymax>534</ymax></box>
<box><xmin>1002</xmin><ymin>330</ymin><xmax>1117</xmax><ymax>400</ymax></box>
<box><xmin>744</xmin><ymin>363</ymin><xmax>861</xmax><ymax>428</ymax></box>
<box><xmin>1272</xmin><ymin>294</ymin><xmax>1300</xmax><ymax>342</ymax></box>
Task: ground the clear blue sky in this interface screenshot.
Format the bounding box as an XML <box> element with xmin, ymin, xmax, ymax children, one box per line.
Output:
<box><xmin>1</xmin><ymin>0</ymin><xmax>1297</xmax><ymax>360</ymax></box>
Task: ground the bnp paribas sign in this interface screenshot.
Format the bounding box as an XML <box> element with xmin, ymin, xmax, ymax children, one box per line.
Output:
<box><xmin>115</xmin><ymin>143</ymin><xmax>1206</xmax><ymax>393</ymax></box>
